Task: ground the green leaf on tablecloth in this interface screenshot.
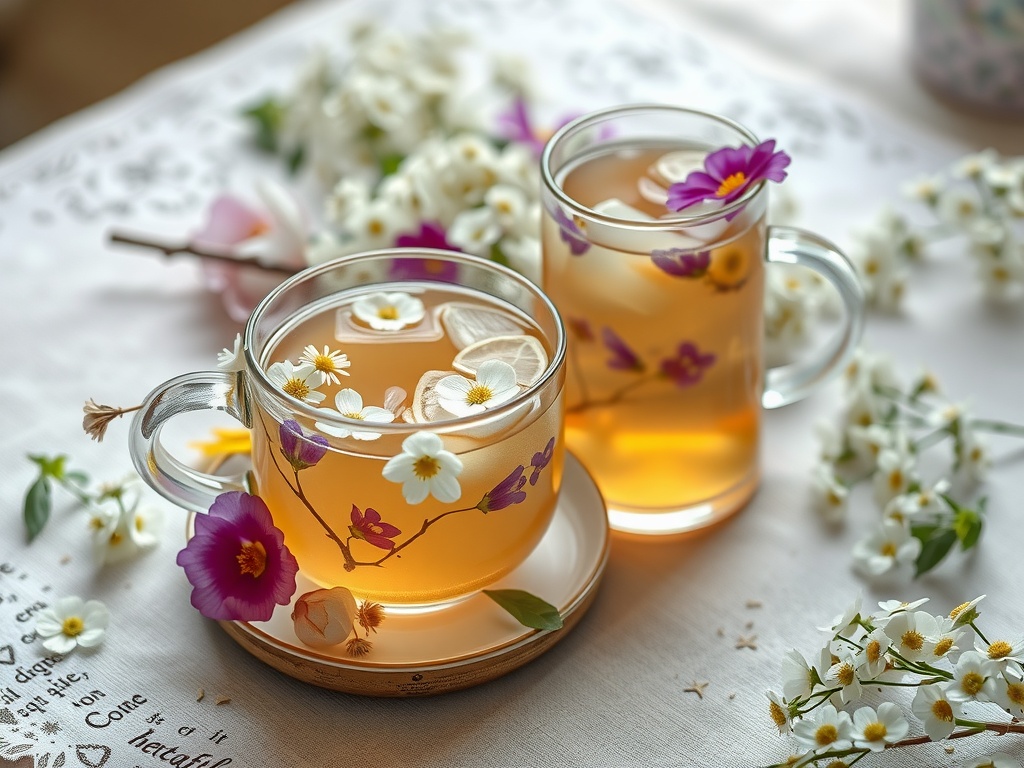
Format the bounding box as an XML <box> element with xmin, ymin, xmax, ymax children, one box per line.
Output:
<box><xmin>29</xmin><ymin>453</ymin><xmax>67</xmax><ymax>480</ymax></box>
<box><xmin>242</xmin><ymin>97</ymin><xmax>286</xmax><ymax>153</ymax></box>
<box><xmin>24</xmin><ymin>476</ymin><xmax>52</xmax><ymax>543</ymax></box>
<box><xmin>483</xmin><ymin>589</ymin><xmax>563</xmax><ymax>630</ymax></box>
<box><xmin>913</xmin><ymin>527</ymin><xmax>957</xmax><ymax>577</ymax></box>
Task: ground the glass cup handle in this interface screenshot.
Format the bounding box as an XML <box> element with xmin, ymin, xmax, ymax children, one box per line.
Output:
<box><xmin>763</xmin><ymin>225</ymin><xmax>865</xmax><ymax>409</ymax></box>
<box><xmin>128</xmin><ymin>370</ymin><xmax>253</xmax><ymax>514</ymax></box>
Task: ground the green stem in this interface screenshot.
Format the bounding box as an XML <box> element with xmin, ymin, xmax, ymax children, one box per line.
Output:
<box><xmin>971</xmin><ymin>621</ymin><xmax>991</xmax><ymax>647</ymax></box>
<box><xmin>971</xmin><ymin>418</ymin><xmax>1024</xmax><ymax>437</ymax></box>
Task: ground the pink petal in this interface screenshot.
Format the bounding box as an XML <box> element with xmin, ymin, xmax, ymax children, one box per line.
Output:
<box><xmin>193</xmin><ymin>196</ymin><xmax>266</xmax><ymax>249</ymax></box>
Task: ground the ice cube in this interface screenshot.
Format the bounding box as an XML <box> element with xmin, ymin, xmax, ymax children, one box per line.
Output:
<box><xmin>650</xmin><ymin>150</ymin><xmax>707</xmax><ymax>185</ymax></box>
<box><xmin>588</xmin><ymin>198</ymin><xmax>704</xmax><ymax>252</ymax></box>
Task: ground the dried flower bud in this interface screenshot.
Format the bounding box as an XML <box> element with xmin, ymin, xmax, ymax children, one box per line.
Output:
<box><xmin>356</xmin><ymin>601</ymin><xmax>385</xmax><ymax>634</ymax></box>
<box><xmin>83</xmin><ymin>399</ymin><xmax>141</xmax><ymax>442</ymax></box>
<box><xmin>291</xmin><ymin>587</ymin><xmax>357</xmax><ymax>648</ymax></box>
<box><xmin>346</xmin><ymin>637</ymin><xmax>373</xmax><ymax>658</ymax></box>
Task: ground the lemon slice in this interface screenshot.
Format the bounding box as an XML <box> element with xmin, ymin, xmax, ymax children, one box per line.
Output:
<box><xmin>440</xmin><ymin>303</ymin><xmax>523</xmax><ymax>350</ymax></box>
<box><xmin>411</xmin><ymin>370</ymin><xmax>458</xmax><ymax>423</ymax></box>
<box><xmin>452</xmin><ymin>334</ymin><xmax>548</xmax><ymax>387</ymax></box>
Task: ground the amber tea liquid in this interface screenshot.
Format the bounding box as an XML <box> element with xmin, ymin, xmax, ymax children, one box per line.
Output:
<box><xmin>543</xmin><ymin>144</ymin><xmax>765</xmax><ymax>532</ymax></box>
<box><xmin>250</xmin><ymin>283</ymin><xmax>564</xmax><ymax>605</ymax></box>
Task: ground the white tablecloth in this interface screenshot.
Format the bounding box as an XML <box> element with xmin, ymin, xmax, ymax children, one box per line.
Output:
<box><xmin>2</xmin><ymin>1</ymin><xmax>1023</xmax><ymax>766</ymax></box>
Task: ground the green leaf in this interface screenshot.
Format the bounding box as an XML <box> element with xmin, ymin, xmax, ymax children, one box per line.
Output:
<box><xmin>64</xmin><ymin>470</ymin><xmax>90</xmax><ymax>487</ymax></box>
<box><xmin>242</xmin><ymin>97</ymin><xmax>285</xmax><ymax>153</ymax></box>
<box><xmin>24</xmin><ymin>477</ymin><xmax>52</xmax><ymax>542</ymax></box>
<box><xmin>489</xmin><ymin>242</ymin><xmax>510</xmax><ymax>268</ymax></box>
<box><xmin>955</xmin><ymin>511</ymin><xmax>983</xmax><ymax>550</ymax></box>
<box><xmin>914</xmin><ymin>528</ymin><xmax>957</xmax><ymax>577</ymax></box>
<box><xmin>28</xmin><ymin>453</ymin><xmax>66</xmax><ymax>480</ymax></box>
<box><xmin>377</xmin><ymin>152</ymin><xmax>404</xmax><ymax>178</ymax></box>
<box><xmin>286</xmin><ymin>144</ymin><xmax>306</xmax><ymax>175</ymax></box>
<box><xmin>483</xmin><ymin>589</ymin><xmax>563</xmax><ymax>631</ymax></box>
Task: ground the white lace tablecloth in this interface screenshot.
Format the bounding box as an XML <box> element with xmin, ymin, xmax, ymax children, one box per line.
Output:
<box><xmin>2</xmin><ymin>0</ymin><xmax>1023</xmax><ymax>766</ymax></box>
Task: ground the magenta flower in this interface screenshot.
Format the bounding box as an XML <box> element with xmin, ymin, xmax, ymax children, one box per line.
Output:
<box><xmin>349</xmin><ymin>505</ymin><xmax>401</xmax><ymax>550</ymax></box>
<box><xmin>650</xmin><ymin>248</ymin><xmax>711</xmax><ymax>278</ymax></box>
<box><xmin>551</xmin><ymin>207</ymin><xmax>590</xmax><ymax>256</ymax></box>
<box><xmin>476</xmin><ymin>466</ymin><xmax>528</xmax><ymax>513</ymax></box>
<box><xmin>660</xmin><ymin>342</ymin><xmax>716</xmax><ymax>387</ymax></box>
<box><xmin>665</xmin><ymin>140</ymin><xmax>791</xmax><ymax>212</ymax></box>
<box><xmin>279</xmin><ymin>420</ymin><xmax>329</xmax><ymax>472</ymax></box>
<box><xmin>496</xmin><ymin>95</ymin><xmax>578</xmax><ymax>156</ymax></box>
<box><xmin>389</xmin><ymin>225</ymin><xmax>461</xmax><ymax>283</ymax></box>
<box><xmin>176</xmin><ymin>491</ymin><xmax>299</xmax><ymax>622</ymax></box>
<box><xmin>529</xmin><ymin>437</ymin><xmax>556</xmax><ymax>486</ymax></box>
<box><xmin>602</xmin><ymin>327</ymin><xmax>644</xmax><ymax>372</ymax></box>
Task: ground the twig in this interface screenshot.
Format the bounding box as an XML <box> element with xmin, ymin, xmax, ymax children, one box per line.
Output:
<box><xmin>108</xmin><ymin>230</ymin><xmax>298</xmax><ymax>276</ymax></box>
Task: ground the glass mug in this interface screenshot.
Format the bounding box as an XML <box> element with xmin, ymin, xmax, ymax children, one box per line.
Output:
<box><xmin>129</xmin><ymin>249</ymin><xmax>567</xmax><ymax>608</ymax></box>
<box><xmin>540</xmin><ymin>104</ymin><xmax>864</xmax><ymax>535</ymax></box>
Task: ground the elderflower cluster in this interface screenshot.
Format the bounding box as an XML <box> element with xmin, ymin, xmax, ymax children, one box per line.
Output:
<box><xmin>850</xmin><ymin>150</ymin><xmax>1024</xmax><ymax>311</ymax></box>
<box><xmin>313</xmin><ymin>133</ymin><xmax>542</xmax><ymax>280</ymax></box>
<box><xmin>813</xmin><ymin>348</ymin><xmax>1003</xmax><ymax>579</ymax></box>
<box><xmin>766</xmin><ymin>596</ymin><xmax>1024</xmax><ymax>768</ymax></box>
<box><xmin>277</xmin><ymin>23</ymin><xmax>477</xmax><ymax>185</ymax></box>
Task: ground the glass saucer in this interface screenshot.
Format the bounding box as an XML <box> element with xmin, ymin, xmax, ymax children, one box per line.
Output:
<box><xmin>206</xmin><ymin>452</ymin><xmax>608</xmax><ymax>696</ymax></box>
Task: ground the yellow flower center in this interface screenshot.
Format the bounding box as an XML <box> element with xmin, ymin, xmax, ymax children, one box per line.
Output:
<box><xmin>768</xmin><ymin>700</ymin><xmax>787</xmax><ymax>728</ymax></box>
<box><xmin>888</xmin><ymin>470</ymin><xmax>904</xmax><ymax>491</ymax></box>
<box><xmin>931</xmin><ymin>700</ymin><xmax>954</xmax><ymax>722</ymax></box>
<box><xmin>825</xmin><ymin>762</ymin><xmax>849</xmax><ymax>768</ymax></box>
<box><xmin>815</xmin><ymin>724</ymin><xmax>839</xmax><ymax>746</ymax></box>
<box><xmin>988</xmin><ymin>640</ymin><xmax>1013</xmax><ymax>659</ymax></box>
<box><xmin>109</xmin><ymin>531</ymin><xmax>123</xmax><ymax>546</ymax></box>
<box><xmin>827</xmin><ymin>490</ymin><xmax>844</xmax><ymax>507</ymax></box>
<box><xmin>89</xmin><ymin>516</ymin><xmax>104</xmax><ymax>530</ymax></box>
<box><xmin>864</xmin><ymin>259</ymin><xmax>879</xmax><ymax>276</ymax></box>
<box><xmin>961</xmin><ymin>671</ymin><xmax>985</xmax><ymax>696</ymax></box>
<box><xmin>413</xmin><ymin>456</ymin><xmax>441</xmax><ymax>480</ymax></box>
<box><xmin>716</xmin><ymin>171</ymin><xmax>747</xmax><ymax>197</ymax></box>
<box><xmin>837</xmin><ymin>663</ymin><xmax>855</xmax><ymax>686</ymax></box>
<box><xmin>283</xmin><ymin>377</ymin><xmax>311</xmax><ymax>399</ymax></box>
<box><xmin>368</xmin><ymin>219</ymin><xmax>384</xmax><ymax>236</ymax></box>
<box><xmin>313</xmin><ymin>354</ymin><xmax>337</xmax><ymax>374</ymax></box>
<box><xmin>950</xmin><ymin>601</ymin><xmax>970</xmax><ymax>619</ymax></box>
<box><xmin>61</xmin><ymin>616</ymin><xmax>84</xmax><ymax>637</ymax></box>
<box><xmin>377</xmin><ymin>306</ymin><xmax>399</xmax><ymax>320</ymax></box>
<box><xmin>970</xmin><ymin>446</ymin><xmax>984</xmax><ymax>462</ymax></box>
<box><xmin>862</xmin><ymin>722</ymin><xmax>887</xmax><ymax>742</ymax></box>
<box><xmin>866</xmin><ymin>640</ymin><xmax>881</xmax><ymax>664</ymax></box>
<box><xmin>236</xmin><ymin>540</ymin><xmax>267</xmax><ymax>578</ymax></box>
<box><xmin>343</xmin><ymin>411</ymin><xmax>365</xmax><ymax>421</ymax></box>
<box><xmin>857</xmin><ymin>412</ymin><xmax>873</xmax><ymax>427</ymax></box>
<box><xmin>933</xmin><ymin>637</ymin><xmax>954</xmax><ymax>657</ymax></box>
<box><xmin>901</xmin><ymin>630</ymin><xmax>924</xmax><ymax>652</ymax></box>
<box><xmin>1006</xmin><ymin>682</ymin><xmax>1024</xmax><ymax>706</ymax></box>
<box><xmin>466</xmin><ymin>385</ymin><xmax>494</xmax><ymax>406</ymax></box>
<box><xmin>880</xmin><ymin>542</ymin><xmax>897</xmax><ymax>557</ymax></box>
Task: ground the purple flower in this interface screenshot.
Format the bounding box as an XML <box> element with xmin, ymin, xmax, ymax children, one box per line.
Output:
<box><xmin>567</xmin><ymin>316</ymin><xmax>594</xmax><ymax>343</ymax></box>
<box><xmin>660</xmin><ymin>342</ymin><xmax>716</xmax><ymax>387</ymax></box>
<box><xmin>650</xmin><ymin>248</ymin><xmax>711</xmax><ymax>278</ymax></box>
<box><xmin>665</xmin><ymin>140</ymin><xmax>791</xmax><ymax>212</ymax></box>
<box><xmin>176</xmin><ymin>491</ymin><xmax>299</xmax><ymax>622</ymax></box>
<box><xmin>476</xmin><ymin>465</ymin><xmax>528</xmax><ymax>513</ymax></box>
<box><xmin>279</xmin><ymin>420</ymin><xmax>329</xmax><ymax>472</ymax></box>
<box><xmin>529</xmin><ymin>437</ymin><xmax>555</xmax><ymax>486</ymax></box>
<box><xmin>496</xmin><ymin>95</ymin><xmax>578</xmax><ymax>156</ymax></box>
<box><xmin>602</xmin><ymin>327</ymin><xmax>644</xmax><ymax>372</ymax></box>
<box><xmin>349</xmin><ymin>505</ymin><xmax>401</xmax><ymax>550</ymax></box>
<box><xmin>388</xmin><ymin>226</ymin><xmax>461</xmax><ymax>283</ymax></box>
<box><xmin>551</xmin><ymin>207</ymin><xmax>590</xmax><ymax>256</ymax></box>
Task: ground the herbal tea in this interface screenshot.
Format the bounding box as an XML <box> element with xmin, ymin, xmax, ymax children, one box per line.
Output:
<box><xmin>249</xmin><ymin>281</ymin><xmax>564</xmax><ymax>605</ymax></box>
<box><xmin>543</xmin><ymin>143</ymin><xmax>766</xmax><ymax>525</ymax></box>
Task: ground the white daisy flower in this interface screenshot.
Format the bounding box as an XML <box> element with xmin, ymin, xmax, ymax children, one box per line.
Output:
<box><xmin>854</xmin><ymin>627</ymin><xmax>892</xmax><ymax>679</ymax></box>
<box><xmin>937</xmin><ymin>185</ymin><xmax>985</xmax><ymax>229</ymax></box>
<box><xmin>448</xmin><ymin>207</ymin><xmax>502</xmax><ymax>258</ymax></box>
<box><xmin>434</xmin><ymin>360</ymin><xmax>519</xmax><ymax>418</ymax></box>
<box><xmin>874</xmin><ymin>597</ymin><xmax>930</xmax><ymax>620</ymax></box>
<box><xmin>991</xmin><ymin>668</ymin><xmax>1024</xmax><ymax>718</ymax></box>
<box><xmin>382</xmin><ymin>431</ymin><xmax>463</xmax><ymax>504</ymax></box>
<box><xmin>342</xmin><ymin>198</ymin><xmax>411</xmax><ymax>249</ymax></box>
<box><xmin>950</xmin><ymin>596</ymin><xmax>987</xmax><ymax>628</ymax></box>
<box><xmin>267</xmin><ymin>361</ymin><xmax>327</xmax><ymax>404</ymax></box>
<box><xmin>765</xmin><ymin>690</ymin><xmax>792</xmax><ymax>735</ymax></box>
<box><xmin>35</xmin><ymin>596</ymin><xmax>109</xmax><ymax>654</ymax></box>
<box><xmin>911</xmin><ymin>684</ymin><xmax>961</xmax><ymax>741</ymax></box>
<box><xmin>819</xmin><ymin>595</ymin><xmax>863</xmax><ymax>638</ymax></box>
<box><xmin>975</xmin><ymin>635</ymin><xmax>1024</xmax><ymax>668</ymax></box>
<box><xmin>852</xmin><ymin>519</ymin><xmax>921</xmax><ymax>578</ymax></box>
<box><xmin>792</xmin><ymin>703</ymin><xmax>853</xmax><ymax>754</ymax></box>
<box><xmin>946</xmin><ymin>651</ymin><xmax>998</xmax><ymax>704</ymax></box>
<box><xmin>957</xmin><ymin>429</ymin><xmax>993</xmax><ymax>483</ymax></box>
<box><xmin>87</xmin><ymin>503</ymin><xmax>130</xmax><ymax>565</ymax></box>
<box><xmin>89</xmin><ymin>478</ymin><xmax>161</xmax><ymax>565</ymax></box>
<box><xmin>844</xmin><ymin>389</ymin><xmax>884</xmax><ymax>434</ymax></box>
<box><xmin>953</xmin><ymin>149</ymin><xmax>999</xmax><ymax>180</ymax></box>
<box><xmin>925</xmin><ymin>615</ymin><xmax>966</xmax><ymax>663</ymax></box>
<box><xmin>890</xmin><ymin>479</ymin><xmax>950</xmax><ymax>520</ymax></box>
<box><xmin>325</xmin><ymin>178</ymin><xmax>371</xmax><ymax>224</ymax></box>
<box><xmin>975</xmin><ymin>251</ymin><xmax>1024</xmax><ymax>303</ymax></box>
<box><xmin>485</xmin><ymin>184</ymin><xmax>530</xmax><ymax>232</ymax></box>
<box><xmin>850</xmin><ymin>702</ymin><xmax>909</xmax><ymax>752</ymax></box>
<box><xmin>352</xmin><ymin>291</ymin><xmax>425</xmax><ymax>331</ymax></box>
<box><xmin>872</xmin><ymin>445</ymin><xmax>917</xmax><ymax>506</ymax></box>
<box><xmin>825</xmin><ymin>650</ymin><xmax>863</xmax><ymax>706</ymax></box>
<box><xmin>316</xmin><ymin>389</ymin><xmax>395</xmax><ymax>441</ymax></box>
<box><xmin>128</xmin><ymin>501</ymin><xmax>163</xmax><ymax>552</ymax></box>
<box><xmin>815</xmin><ymin>420</ymin><xmax>845</xmax><ymax>463</ymax></box>
<box><xmin>299</xmin><ymin>344</ymin><xmax>351</xmax><ymax>384</ymax></box>
<box><xmin>903</xmin><ymin>174</ymin><xmax>945</xmax><ymax>206</ymax></box>
<box><xmin>812</xmin><ymin>462</ymin><xmax>848</xmax><ymax>524</ymax></box>
<box><xmin>884</xmin><ymin>610</ymin><xmax>940</xmax><ymax>663</ymax></box>
<box><xmin>781</xmin><ymin>649</ymin><xmax>816</xmax><ymax>702</ymax></box>
<box><xmin>217</xmin><ymin>333</ymin><xmax>244</xmax><ymax>372</ymax></box>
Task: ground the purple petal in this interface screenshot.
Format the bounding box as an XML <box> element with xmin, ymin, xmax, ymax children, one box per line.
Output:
<box><xmin>703</xmin><ymin>145</ymin><xmax>751</xmax><ymax>183</ymax></box>
<box><xmin>650</xmin><ymin>249</ymin><xmax>711</xmax><ymax>278</ymax></box>
<box><xmin>602</xmin><ymin>327</ymin><xmax>643</xmax><ymax>371</ymax></box>
<box><xmin>279</xmin><ymin>420</ymin><xmax>300</xmax><ymax>458</ymax></box>
<box><xmin>665</xmin><ymin>172</ymin><xmax>720</xmax><ymax>212</ymax></box>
